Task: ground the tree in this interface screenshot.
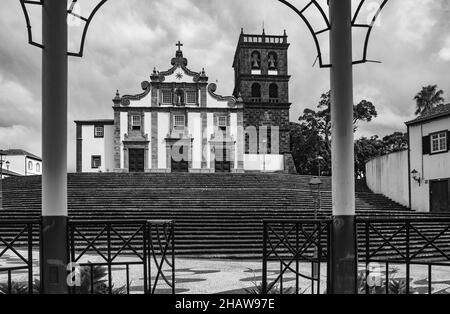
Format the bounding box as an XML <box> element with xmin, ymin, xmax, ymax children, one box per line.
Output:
<box><xmin>354</xmin><ymin>132</ymin><xmax>408</xmax><ymax>178</ymax></box>
<box><xmin>353</xmin><ymin>100</ymin><xmax>377</xmax><ymax>127</ymax></box>
<box><xmin>381</xmin><ymin>132</ymin><xmax>408</xmax><ymax>153</ymax></box>
<box><xmin>290</xmin><ymin>122</ymin><xmax>331</xmax><ymax>176</ymax></box>
<box><xmin>414</xmin><ymin>85</ymin><xmax>445</xmax><ymax>116</ymax></box>
<box><xmin>290</xmin><ymin>91</ymin><xmax>378</xmax><ymax>176</ymax></box>
<box><xmin>354</xmin><ymin>136</ymin><xmax>384</xmax><ymax>179</ymax></box>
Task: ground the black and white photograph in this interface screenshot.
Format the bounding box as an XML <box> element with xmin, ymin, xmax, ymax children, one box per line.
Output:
<box><xmin>0</xmin><ymin>0</ymin><xmax>450</xmax><ymax>306</ymax></box>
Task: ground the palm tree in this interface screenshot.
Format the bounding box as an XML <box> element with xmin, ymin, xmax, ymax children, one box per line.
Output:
<box><xmin>414</xmin><ymin>85</ymin><xmax>445</xmax><ymax>115</ymax></box>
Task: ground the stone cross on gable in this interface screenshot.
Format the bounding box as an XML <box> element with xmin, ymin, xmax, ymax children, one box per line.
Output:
<box><xmin>176</xmin><ymin>41</ymin><xmax>183</xmax><ymax>51</ymax></box>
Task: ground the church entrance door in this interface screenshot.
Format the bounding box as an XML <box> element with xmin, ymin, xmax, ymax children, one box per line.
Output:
<box><xmin>215</xmin><ymin>148</ymin><xmax>231</xmax><ymax>173</ymax></box>
<box><xmin>171</xmin><ymin>145</ymin><xmax>189</xmax><ymax>173</ymax></box>
<box><xmin>129</xmin><ymin>149</ymin><xmax>145</xmax><ymax>173</ymax></box>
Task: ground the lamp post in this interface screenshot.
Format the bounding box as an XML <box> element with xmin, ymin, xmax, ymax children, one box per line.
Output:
<box><xmin>20</xmin><ymin>0</ymin><xmax>108</xmax><ymax>294</ymax></box>
<box><xmin>262</xmin><ymin>139</ymin><xmax>267</xmax><ymax>172</ymax></box>
<box><xmin>329</xmin><ymin>0</ymin><xmax>357</xmax><ymax>294</ymax></box>
<box><xmin>316</xmin><ymin>155</ymin><xmax>324</xmax><ymax>177</ymax></box>
<box><xmin>278</xmin><ymin>0</ymin><xmax>388</xmax><ymax>293</ymax></box>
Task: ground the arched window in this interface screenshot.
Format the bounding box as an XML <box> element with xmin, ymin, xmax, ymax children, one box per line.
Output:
<box><xmin>28</xmin><ymin>161</ymin><xmax>33</xmax><ymax>171</ymax></box>
<box><xmin>250</xmin><ymin>51</ymin><xmax>261</xmax><ymax>69</ymax></box>
<box><xmin>268</xmin><ymin>52</ymin><xmax>278</xmax><ymax>70</ymax></box>
<box><xmin>36</xmin><ymin>163</ymin><xmax>41</xmax><ymax>173</ymax></box>
<box><xmin>251</xmin><ymin>83</ymin><xmax>261</xmax><ymax>98</ymax></box>
<box><xmin>269</xmin><ymin>83</ymin><xmax>279</xmax><ymax>99</ymax></box>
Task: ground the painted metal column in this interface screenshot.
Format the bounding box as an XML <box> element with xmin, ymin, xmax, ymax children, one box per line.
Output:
<box><xmin>40</xmin><ymin>0</ymin><xmax>69</xmax><ymax>294</ymax></box>
<box><xmin>329</xmin><ymin>0</ymin><xmax>357</xmax><ymax>294</ymax></box>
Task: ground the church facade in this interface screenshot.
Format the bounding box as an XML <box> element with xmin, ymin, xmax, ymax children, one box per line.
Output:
<box><xmin>75</xmin><ymin>31</ymin><xmax>296</xmax><ymax>174</ymax></box>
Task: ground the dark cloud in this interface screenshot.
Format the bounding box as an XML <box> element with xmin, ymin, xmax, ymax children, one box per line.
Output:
<box><xmin>0</xmin><ymin>0</ymin><xmax>449</xmax><ymax>171</ymax></box>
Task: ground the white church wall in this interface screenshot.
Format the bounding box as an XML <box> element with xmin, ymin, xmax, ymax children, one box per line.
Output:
<box><xmin>365</xmin><ymin>150</ymin><xmax>409</xmax><ymax>208</ymax></box>
<box><xmin>206</xmin><ymin>113</ymin><xmax>214</xmax><ymax>168</ymax></box>
<box><xmin>129</xmin><ymin>99</ymin><xmax>151</xmax><ymax>107</ymax></box>
<box><xmin>144</xmin><ymin>112</ymin><xmax>152</xmax><ymax>168</ymax></box>
<box><xmin>206</xmin><ymin>93</ymin><xmax>229</xmax><ymax>109</ymax></box>
<box><xmin>164</xmin><ymin>66</ymin><xmax>195</xmax><ymax>83</ymax></box>
<box><xmin>229</xmin><ymin>113</ymin><xmax>238</xmax><ymax>168</ymax></box>
<box><xmin>158</xmin><ymin>112</ymin><xmax>170</xmax><ymax>169</ymax></box>
<box><xmin>188</xmin><ymin>112</ymin><xmax>202</xmax><ymax>169</ymax></box>
<box><xmin>244</xmin><ymin>154</ymin><xmax>284</xmax><ymax>172</ymax></box>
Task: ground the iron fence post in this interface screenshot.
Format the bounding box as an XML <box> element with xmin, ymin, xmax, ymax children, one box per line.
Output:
<box><xmin>406</xmin><ymin>221</ymin><xmax>410</xmax><ymax>295</ymax></box>
<box><xmin>107</xmin><ymin>223</ymin><xmax>112</xmax><ymax>295</ymax></box>
<box><xmin>143</xmin><ymin>222</ymin><xmax>148</xmax><ymax>294</ymax></box>
<box><xmin>262</xmin><ymin>222</ymin><xmax>268</xmax><ymax>294</ymax></box>
<box><xmin>365</xmin><ymin>222</ymin><xmax>370</xmax><ymax>295</ymax></box>
<box><xmin>172</xmin><ymin>222</ymin><xmax>175</xmax><ymax>295</ymax></box>
<box><xmin>295</xmin><ymin>222</ymin><xmax>299</xmax><ymax>294</ymax></box>
<box><xmin>27</xmin><ymin>223</ymin><xmax>33</xmax><ymax>294</ymax></box>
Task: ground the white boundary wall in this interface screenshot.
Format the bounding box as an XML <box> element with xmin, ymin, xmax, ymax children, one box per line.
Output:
<box><xmin>365</xmin><ymin>150</ymin><xmax>409</xmax><ymax>207</ymax></box>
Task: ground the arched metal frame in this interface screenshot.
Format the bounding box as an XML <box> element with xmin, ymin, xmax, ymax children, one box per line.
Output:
<box><xmin>19</xmin><ymin>0</ymin><xmax>108</xmax><ymax>58</ymax></box>
<box><xmin>20</xmin><ymin>0</ymin><xmax>387</xmax><ymax>63</ymax></box>
<box><xmin>278</xmin><ymin>0</ymin><xmax>389</xmax><ymax>68</ymax></box>
<box><xmin>19</xmin><ymin>0</ymin><xmax>44</xmax><ymax>49</ymax></box>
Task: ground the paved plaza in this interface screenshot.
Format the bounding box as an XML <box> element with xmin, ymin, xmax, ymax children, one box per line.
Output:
<box><xmin>1</xmin><ymin>250</ymin><xmax>450</xmax><ymax>294</ymax></box>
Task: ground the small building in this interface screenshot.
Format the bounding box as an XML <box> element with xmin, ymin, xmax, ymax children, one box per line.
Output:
<box><xmin>0</xmin><ymin>149</ymin><xmax>43</xmax><ymax>177</ymax></box>
<box><xmin>366</xmin><ymin>104</ymin><xmax>450</xmax><ymax>212</ymax></box>
<box><xmin>75</xmin><ymin>31</ymin><xmax>296</xmax><ymax>174</ymax></box>
<box><xmin>406</xmin><ymin>104</ymin><xmax>450</xmax><ymax>212</ymax></box>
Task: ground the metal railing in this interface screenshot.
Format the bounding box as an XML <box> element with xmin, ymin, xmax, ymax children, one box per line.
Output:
<box><xmin>262</xmin><ymin>220</ymin><xmax>332</xmax><ymax>294</ymax></box>
<box><xmin>262</xmin><ymin>217</ymin><xmax>450</xmax><ymax>294</ymax></box>
<box><xmin>0</xmin><ymin>220</ymin><xmax>40</xmax><ymax>294</ymax></box>
<box><xmin>148</xmin><ymin>220</ymin><xmax>175</xmax><ymax>294</ymax></box>
<box><xmin>68</xmin><ymin>220</ymin><xmax>149</xmax><ymax>294</ymax></box>
<box><xmin>357</xmin><ymin>217</ymin><xmax>450</xmax><ymax>294</ymax></box>
<box><xmin>0</xmin><ymin>219</ymin><xmax>175</xmax><ymax>294</ymax></box>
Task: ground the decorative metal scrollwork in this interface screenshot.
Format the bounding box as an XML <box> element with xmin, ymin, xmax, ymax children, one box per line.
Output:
<box><xmin>19</xmin><ymin>0</ymin><xmax>108</xmax><ymax>58</ymax></box>
<box><xmin>278</xmin><ymin>0</ymin><xmax>389</xmax><ymax>67</ymax></box>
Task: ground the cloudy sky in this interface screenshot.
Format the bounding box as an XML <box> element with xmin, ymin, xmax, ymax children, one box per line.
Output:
<box><xmin>0</xmin><ymin>0</ymin><xmax>449</xmax><ymax>171</ymax></box>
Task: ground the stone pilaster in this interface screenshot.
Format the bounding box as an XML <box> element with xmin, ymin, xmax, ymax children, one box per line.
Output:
<box><xmin>201</xmin><ymin>111</ymin><xmax>208</xmax><ymax>169</ymax></box>
<box><xmin>236</xmin><ymin>108</ymin><xmax>245</xmax><ymax>170</ymax></box>
<box><xmin>113</xmin><ymin>110</ymin><xmax>122</xmax><ymax>170</ymax></box>
<box><xmin>200</xmin><ymin>84</ymin><xmax>207</xmax><ymax>108</ymax></box>
<box><xmin>151</xmin><ymin>111</ymin><xmax>158</xmax><ymax>169</ymax></box>
<box><xmin>151</xmin><ymin>85</ymin><xmax>158</xmax><ymax>107</ymax></box>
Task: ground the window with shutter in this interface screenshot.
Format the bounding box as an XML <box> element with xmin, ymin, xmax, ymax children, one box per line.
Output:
<box><xmin>422</xmin><ymin>136</ymin><xmax>430</xmax><ymax>155</ymax></box>
<box><xmin>430</xmin><ymin>131</ymin><xmax>447</xmax><ymax>154</ymax></box>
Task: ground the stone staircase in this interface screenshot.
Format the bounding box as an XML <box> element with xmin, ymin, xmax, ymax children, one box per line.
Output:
<box><xmin>1</xmin><ymin>173</ymin><xmax>449</xmax><ymax>259</ymax></box>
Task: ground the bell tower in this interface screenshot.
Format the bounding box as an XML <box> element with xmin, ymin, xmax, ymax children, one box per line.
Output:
<box><xmin>232</xmin><ymin>29</ymin><xmax>295</xmax><ymax>172</ymax></box>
